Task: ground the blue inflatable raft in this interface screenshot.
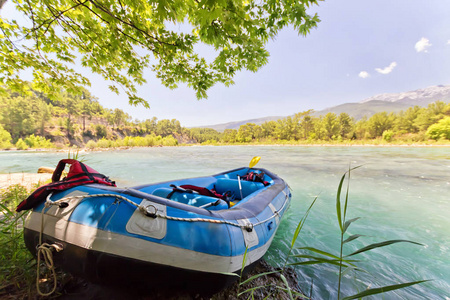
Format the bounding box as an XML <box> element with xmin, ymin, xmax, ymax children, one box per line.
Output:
<box><xmin>23</xmin><ymin>165</ymin><xmax>291</xmax><ymax>293</ymax></box>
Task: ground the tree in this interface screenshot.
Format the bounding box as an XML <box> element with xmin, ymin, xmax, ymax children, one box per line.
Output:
<box><xmin>395</xmin><ymin>106</ymin><xmax>421</xmax><ymax>133</ymax></box>
<box><xmin>37</xmin><ymin>100</ymin><xmax>52</xmax><ymax>136</ymax></box>
<box><xmin>0</xmin><ymin>95</ymin><xmax>36</xmax><ymax>139</ymax></box>
<box><xmin>300</xmin><ymin>115</ymin><xmax>315</xmax><ymax>139</ymax></box>
<box><xmin>79</xmin><ymin>89</ymin><xmax>98</xmax><ymax>132</ymax></box>
<box><xmin>1</xmin><ymin>0</ymin><xmax>320</xmax><ymax>106</ymax></box>
<box><xmin>367</xmin><ymin>112</ymin><xmax>394</xmax><ymax>138</ymax></box>
<box><xmin>111</xmin><ymin>108</ymin><xmax>129</xmax><ymax>129</ymax></box>
<box><xmin>141</xmin><ymin>117</ymin><xmax>158</xmax><ymax>134</ymax></box>
<box><xmin>275</xmin><ymin>117</ymin><xmax>295</xmax><ymax>140</ymax></box>
<box><xmin>338</xmin><ymin>112</ymin><xmax>353</xmax><ymax>139</ymax></box>
<box><xmin>260</xmin><ymin>121</ymin><xmax>277</xmax><ymax>139</ymax></box>
<box><xmin>322</xmin><ymin>112</ymin><xmax>339</xmax><ymax>140</ymax></box>
<box><xmin>237</xmin><ymin>123</ymin><xmax>257</xmax><ymax>143</ymax></box>
<box><xmin>222</xmin><ymin>129</ymin><xmax>237</xmax><ymax>143</ymax></box>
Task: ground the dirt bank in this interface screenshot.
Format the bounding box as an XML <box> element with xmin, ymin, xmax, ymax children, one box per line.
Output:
<box><xmin>56</xmin><ymin>260</ymin><xmax>305</xmax><ymax>300</ymax></box>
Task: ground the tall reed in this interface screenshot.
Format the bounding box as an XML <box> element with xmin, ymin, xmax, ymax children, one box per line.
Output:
<box><xmin>0</xmin><ymin>184</ymin><xmax>35</xmax><ymax>298</ymax></box>
<box><xmin>240</xmin><ymin>167</ymin><xmax>428</xmax><ymax>299</ymax></box>
<box><xmin>290</xmin><ymin>166</ymin><xmax>428</xmax><ymax>299</ymax></box>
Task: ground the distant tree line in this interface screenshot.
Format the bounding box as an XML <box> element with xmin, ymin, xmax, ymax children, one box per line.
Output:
<box><xmin>1</xmin><ymin>85</ymin><xmax>449</xmax><ymax>149</ymax></box>
<box><xmin>189</xmin><ymin>102</ymin><xmax>450</xmax><ymax>144</ymax></box>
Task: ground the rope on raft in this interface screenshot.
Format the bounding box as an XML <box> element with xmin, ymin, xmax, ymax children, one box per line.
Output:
<box><xmin>36</xmin><ymin>201</ymin><xmax>63</xmax><ymax>297</ymax></box>
<box><xmin>45</xmin><ymin>190</ymin><xmax>290</xmax><ymax>232</ymax></box>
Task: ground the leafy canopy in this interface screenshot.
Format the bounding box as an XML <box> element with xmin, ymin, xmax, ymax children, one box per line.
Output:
<box><xmin>0</xmin><ymin>0</ymin><xmax>320</xmax><ymax>107</ymax></box>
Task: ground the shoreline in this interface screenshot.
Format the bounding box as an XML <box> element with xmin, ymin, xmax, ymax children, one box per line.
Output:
<box><xmin>0</xmin><ymin>142</ymin><xmax>449</xmax><ymax>154</ymax></box>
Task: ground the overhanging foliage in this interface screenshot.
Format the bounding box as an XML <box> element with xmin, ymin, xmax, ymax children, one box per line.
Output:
<box><xmin>0</xmin><ymin>0</ymin><xmax>320</xmax><ymax>106</ymax></box>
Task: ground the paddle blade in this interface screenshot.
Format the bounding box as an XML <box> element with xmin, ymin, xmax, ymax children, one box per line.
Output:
<box><xmin>249</xmin><ymin>156</ymin><xmax>261</xmax><ymax>168</ymax></box>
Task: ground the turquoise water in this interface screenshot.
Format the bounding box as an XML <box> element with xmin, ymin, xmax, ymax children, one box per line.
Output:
<box><xmin>1</xmin><ymin>146</ymin><xmax>449</xmax><ymax>299</ymax></box>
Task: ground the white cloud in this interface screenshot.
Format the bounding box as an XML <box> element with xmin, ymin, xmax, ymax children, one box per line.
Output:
<box><xmin>447</xmin><ymin>40</ymin><xmax>450</xmax><ymax>45</ymax></box>
<box><xmin>358</xmin><ymin>71</ymin><xmax>370</xmax><ymax>79</ymax></box>
<box><xmin>375</xmin><ymin>62</ymin><xmax>397</xmax><ymax>75</ymax></box>
<box><xmin>415</xmin><ymin>37</ymin><xmax>432</xmax><ymax>52</ymax></box>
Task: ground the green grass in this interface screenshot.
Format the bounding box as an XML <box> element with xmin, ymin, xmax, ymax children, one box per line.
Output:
<box><xmin>0</xmin><ymin>184</ymin><xmax>36</xmax><ymax>299</ymax></box>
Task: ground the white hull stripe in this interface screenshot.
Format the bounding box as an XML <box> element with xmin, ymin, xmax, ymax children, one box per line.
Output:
<box><xmin>26</xmin><ymin>212</ymin><xmax>274</xmax><ymax>274</ymax></box>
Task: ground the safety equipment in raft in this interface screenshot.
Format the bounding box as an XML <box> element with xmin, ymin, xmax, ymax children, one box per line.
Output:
<box><xmin>16</xmin><ymin>159</ymin><xmax>115</xmax><ymax>212</ymax></box>
<box><xmin>21</xmin><ymin>159</ymin><xmax>291</xmax><ymax>294</ymax></box>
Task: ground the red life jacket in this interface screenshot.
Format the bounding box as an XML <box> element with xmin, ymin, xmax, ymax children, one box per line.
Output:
<box><xmin>16</xmin><ymin>159</ymin><xmax>116</xmax><ymax>212</ymax></box>
<box><xmin>242</xmin><ymin>171</ymin><xmax>269</xmax><ymax>186</ymax></box>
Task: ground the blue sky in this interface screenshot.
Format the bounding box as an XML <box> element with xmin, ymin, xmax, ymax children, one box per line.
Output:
<box><xmin>3</xmin><ymin>0</ymin><xmax>450</xmax><ymax>127</ymax></box>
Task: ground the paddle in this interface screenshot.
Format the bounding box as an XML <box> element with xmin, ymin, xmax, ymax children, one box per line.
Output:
<box><xmin>249</xmin><ymin>156</ymin><xmax>261</xmax><ymax>168</ymax></box>
<box><xmin>237</xmin><ymin>156</ymin><xmax>262</xmax><ymax>200</ymax></box>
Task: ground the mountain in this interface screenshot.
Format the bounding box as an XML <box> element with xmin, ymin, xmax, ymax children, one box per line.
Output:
<box><xmin>200</xmin><ymin>84</ymin><xmax>450</xmax><ymax>131</ymax></box>
<box><xmin>360</xmin><ymin>84</ymin><xmax>450</xmax><ymax>104</ymax></box>
<box><xmin>196</xmin><ymin>116</ymin><xmax>283</xmax><ymax>132</ymax></box>
<box><xmin>311</xmin><ymin>100</ymin><xmax>411</xmax><ymax>120</ymax></box>
<box><xmin>315</xmin><ymin>85</ymin><xmax>450</xmax><ymax>120</ymax></box>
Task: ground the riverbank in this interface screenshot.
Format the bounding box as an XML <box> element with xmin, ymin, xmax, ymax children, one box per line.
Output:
<box><xmin>1</xmin><ymin>140</ymin><xmax>450</xmax><ymax>154</ymax></box>
<box><xmin>0</xmin><ymin>172</ymin><xmax>52</xmax><ymax>190</ymax></box>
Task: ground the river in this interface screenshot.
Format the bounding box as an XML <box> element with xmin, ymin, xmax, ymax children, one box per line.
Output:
<box><xmin>1</xmin><ymin>146</ymin><xmax>449</xmax><ymax>299</ymax></box>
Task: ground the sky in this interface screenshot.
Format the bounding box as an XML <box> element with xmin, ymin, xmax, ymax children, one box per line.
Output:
<box><xmin>3</xmin><ymin>0</ymin><xmax>450</xmax><ymax>127</ymax></box>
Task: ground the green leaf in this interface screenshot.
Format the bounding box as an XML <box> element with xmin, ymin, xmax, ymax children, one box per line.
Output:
<box><xmin>241</xmin><ymin>246</ymin><xmax>249</xmax><ymax>275</ymax></box>
<box><xmin>238</xmin><ymin>285</ymin><xmax>273</xmax><ymax>297</ymax></box>
<box><xmin>293</xmin><ymin>254</ymin><xmax>358</xmax><ymax>266</ymax></box>
<box><xmin>347</xmin><ymin>240</ymin><xmax>424</xmax><ymax>257</ymax></box>
<box><xmin>239</xmin><ymin>271</ymin><xmax>279</xmax><ymax>286</ymax></box>
<box><xmin>343</xmin><ymin>217</ymin><xmax>360</xmax><ymax>233</ymax></box>
<box><xmin>280</xmin><ymin>274</ymin><xmax>294</xmax><ymax>300</ymax></box>
<box><xmin>336</xmin><ymin>173</ymin><xmax>346</xmax><ymax>232</ymax></box>
<box><xmin>290</xmin><ymin>259</ymin><xmax>350</xmax><ymax>268</ymax></box>
<box><xmin>296</xmin><ymin>246</ymin><xmax>340</xmax><ymax>259</ymax></box>
<box><xmin>343</xmin><ymin>234</ymin><xmax>364</xmax><ymax>244</ymax></box>
<box><xmin>219</xmin><ymin>272</ymin><xmax>240</xmax><ymax>278</ymax></box>
<box><xmin>290</xmin><ymin>195</ymin><xmax>318</xmax><ymax>248</ymax></box>
<box><xmin>341</xmin><ymin>280</ymin><xmax>430</xmax><ymax>300</ymax></box>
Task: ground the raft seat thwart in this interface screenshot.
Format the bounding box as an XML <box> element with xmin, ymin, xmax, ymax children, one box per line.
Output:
<box><xmin>152</xmin><ymin>188</ymin><xmax>228</xmax><ymax>210</ymax></box>
<box><xmin>151</xmin><ymin>178</ymin><xmax>266</xmax><ymax>210</ymax></box>
<box><xmin>214</xmin><ymin>178</ymin><xmax>265</xmax><ymax>199</ymax></box>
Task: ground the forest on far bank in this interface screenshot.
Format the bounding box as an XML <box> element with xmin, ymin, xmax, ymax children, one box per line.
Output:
<box><xmin>1</xmin><ymin>86</ymin><xmax>450</xmax><ymax>150</ymax></box>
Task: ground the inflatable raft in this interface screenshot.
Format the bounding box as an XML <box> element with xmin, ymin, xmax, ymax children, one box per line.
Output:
<box><xmin>19</xmin><ymin>159</ymin><xmax>291</xmax><ymax>293</ymax></box>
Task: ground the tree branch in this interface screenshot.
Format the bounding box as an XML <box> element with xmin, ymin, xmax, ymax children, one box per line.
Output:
<box><xmin>87</xmin><ymin>0</ymin><xmax>175</xmax><ymax>47</ymax></box>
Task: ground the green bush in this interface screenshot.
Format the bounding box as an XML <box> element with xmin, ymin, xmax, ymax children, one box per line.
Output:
<box><xmin>382</xmin><ymin>130</ymin><xmax>394</xmax><ymax>142</ymax></box>
<box><xmin>95</xmin><ymin>124</ymin><xmax>108</xmax><ymax>138</ymax></box>
<box><xmin>162</xmin><ymin>135</ymin><xmax>178</xmax><ymax>146</ymax></box>
<box><xmin>24</xmin><ymin>134</ymin><xmax>54</xmax><ymax>148</ymax></box>
<box><xmin>134</xmin><ymin>136</ymin><xmax>148</xmax><ymax>147</ymax></box>
<box><xmin>123</xmin><ymin>136</ymin><xmax>135</xmax><ymax>147</ymax></box>
<box><xmin>426</xmin><ymin>117</ymin><xmax>450</xmax><ymax>140</ymax></box>
<box><xmin>85</xmin><ymin>140</ymin><xmax>97</xmax><ymax>149</ymax></box>
<box><xmin>96</xmin><ymin>138</ymin><xmax>112</xmax><ymax>148</ymax></box>
<box><xmin>15</xmin><ymin>138</ymin><xmax>29</xmax><ymax>150</ymax></box>
<box><xmin>145</xmin><ymin>134</ymin><xmax>157</xmax><ymax>146</ymax></box>
<box><xmin>0</xmin><ymin>125</ymin><xmax>13</xmax><ymax>149</ymax></box>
